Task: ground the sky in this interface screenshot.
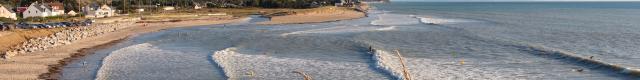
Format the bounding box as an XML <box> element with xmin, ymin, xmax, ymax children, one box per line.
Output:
<box><xmin>392</xmin><ymin>0</ymin><xmax>640</xmax><ymax>2</ymax></box>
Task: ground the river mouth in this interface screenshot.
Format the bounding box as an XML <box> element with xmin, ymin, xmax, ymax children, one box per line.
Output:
<box><xmin>62</xmin><ymin>4</ymin><xmax>640</xmax><ymax>80</ymax></box>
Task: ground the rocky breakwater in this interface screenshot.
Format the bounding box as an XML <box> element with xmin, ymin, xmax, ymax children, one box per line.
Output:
<box><xmin>1</xmin><ymin>22</ymin><xmax>136</xmax><ymax>59</ymax></box>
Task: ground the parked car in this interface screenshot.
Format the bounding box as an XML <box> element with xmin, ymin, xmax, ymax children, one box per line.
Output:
<box><xmin>0</xmin><ymin>22</ymin><xmax>6</xmax><ymax>31</ymax></box>
<box><xmin>57</xmin><ymin>23</ymin><xmax>67</xmax><ymax>27</ymax></box>
<box><xmin>84</xmin><ymin>19</ymin><xmax>94</xmax><ymax>26</ymax></box>
<box><xmin>35</xmin><ymin>24</ymin><xmax>47</xmax><ymax>29</ymax></box>
<box><xmin>60</xmin><ymin>22</ymin><xmax>74</xmax><ymax>27</ymax></box>
<box><xmin>46</xmin><ymin>23</ymin><xmax>59</xmax><ymax>28</ymax></box>
<box><xmin>0</xmin><ymin>23</ymin><xmax>6</xmax><ymax>31</ymax></box>
<box><xmin>16</xmin><ymin>22</ymin><xmax>30</xmax><ymax>29</ymax></box>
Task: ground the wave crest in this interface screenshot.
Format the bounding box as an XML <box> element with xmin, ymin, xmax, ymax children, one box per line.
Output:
<box><xmin>211</xmin><ymin>47</ymin><xmax>239</xmax><ymax>79</ymax></box>
<box><xmin>370</xmin><ymin>49</ymin><xmax>406</xmax><ymax>80</ymax></box>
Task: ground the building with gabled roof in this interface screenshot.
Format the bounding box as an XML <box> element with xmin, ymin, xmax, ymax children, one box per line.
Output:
<box><xmin>23</xmin><ymin>1</ymin><xmax>52</xmax><ymax>18</ymax></box>
<box><xmin>45</xmin><ymin>1</ymin><xmax>65</xmax><ymax>16</ymax></box>
<box><xmin>84</xmin><ymin>4</ymin><xmax>116</xmax><ymax>18</ymax></box>
<box><xmin>0</xmin><ymin>4</ymin><xmax>17</xmax><ymax>20</ymax></box>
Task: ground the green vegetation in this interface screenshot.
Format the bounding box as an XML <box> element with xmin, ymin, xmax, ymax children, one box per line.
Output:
<box><xmin>110</xmin><ymin>0</ymin><xmax>346</xmax><ymax>13</ymax></box>
<box><xmin>0</xmin><ymin>18</ymin><xmax>16</xmax><ymax>23</ymax></box>
<box><xmin>0</xmin><ymin>0</ymin><xmax>357</xmax><ymax>22</ymax></box>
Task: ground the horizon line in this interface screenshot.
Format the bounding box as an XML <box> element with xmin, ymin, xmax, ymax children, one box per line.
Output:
<box><xmin>390</xmin><ymin>0</ymin><xmax>640</xmax><ymax>2</ymax></box>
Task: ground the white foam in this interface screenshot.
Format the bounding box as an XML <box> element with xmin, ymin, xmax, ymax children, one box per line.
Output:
<box><xmin>417</xmin><ymin>16</ymin><xmax>475</xmax><ymax>25</ymax></box>
<box><xmin>211</xmin><ymin>47</ymin><xmax>389</xmax><ymax>79</ymax></box>
<box><xmin>371</xmin><ymin>14</ymin><xmax>420</xmax><ymax>26</ymax></box>
<box><xmin>376</xmin><ymin>26</ymin><xmax>397</xmax><ymax>31</ymax></box>
<box><xmin>211</xmin><ymin>48</ymin><xmax>239</xmax><ymax>79</ymax></box>
<box><xmin>96</xmin><ymin>43</ymin><xmax>222</xmax><ymax>80</ymax></box>
<box><xmin>370</xmin><ymin>50</ymin><xmax>406</xmax><ymax>80</ymax></box>
<box><xmin>281</xmin><ymin>26</ymin><xmax>391</xmax><ymax>36</ymax></box>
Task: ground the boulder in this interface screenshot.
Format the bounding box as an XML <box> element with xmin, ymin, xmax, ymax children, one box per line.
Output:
<box><xmin>2</xmin><ymin>51</ymin><xmax>17</xmax><ymax>59</ymax></box>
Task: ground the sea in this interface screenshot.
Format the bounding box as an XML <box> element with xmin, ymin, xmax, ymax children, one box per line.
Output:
<box><xmin>62</xmin><ymin>2</ymin><xmax>640</xmax><ymax>80</ymax></box>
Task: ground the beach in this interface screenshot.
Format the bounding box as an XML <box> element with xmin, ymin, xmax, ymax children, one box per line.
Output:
<box><xmin>0</xmin><ymin>17</ymin><xmax>243</xmax><ymax>80</ymax></box>
<box><xmin>73</xmin><ymin>2</ymin><xmax>640</xmax><ymax>80</ymax></box>
<box><xmin>4</xmin><ymin>2</ymin><xmax>639</xmax><ymax>80</ymax></box>
<box><xmin>257</xmin><ymin>6</ymin><xmax>368</xmax><ymax>25</ymax></box>
<box><xmin>0</xmin><ymin>6</ymin><xmax>369</xmax><ymax>79</ymax></box>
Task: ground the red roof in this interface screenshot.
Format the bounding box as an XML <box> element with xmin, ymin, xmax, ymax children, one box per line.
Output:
<box><xmin>47</xmin><ymin>2</ymin><xmax>64</xmax><ymax>10</ymax></box>
<box><xmin>16</xmin><ymin>7</ymin><xmax>27</xmax><ymax>13</ymax></box>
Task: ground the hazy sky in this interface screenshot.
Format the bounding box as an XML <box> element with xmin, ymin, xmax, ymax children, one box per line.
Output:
<box><xmin>393</xmin><ymin>0</ymin><xmax>640</xmax><ymax>2</ymax></box>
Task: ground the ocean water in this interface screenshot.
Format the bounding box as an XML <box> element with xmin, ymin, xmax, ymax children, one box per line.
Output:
<box><xmin>63</xmin><ymin>2</ymin><xmax>640</xmax><ymax>80</ymax></box>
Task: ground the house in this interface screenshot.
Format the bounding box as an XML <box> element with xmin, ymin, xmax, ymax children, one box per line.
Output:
<box><xmin>67</xmin><ymin>11</ymin><xmax>77</xmax><ymax>16</ymax></box>
<box><xmin>0</xmin><ymin>4</ymin><xmax>17</xmax><ymax>20</ymax></box>
<box><xmin>23</xmin><ymin>2</ymin><xmax>52</xmax><ymax>18</ymax></box>
<box><xmin>84</xmin><ymin>4</ymin><xmax>116</xmax><ymax>18</ymax></box>
<box><xmin>45</xmin><ymin>2</ymin><xmax>65</xmax><ymax>16</ymax></box>
<box><xmin>335</xmin><ymin>0</ymin><xmax>358</xmax><ymax>7</ymax></box>
<box><xmin>194</xmin><ymin>3</ymin><xmax>203</xmax><ymax>9</ymax></box>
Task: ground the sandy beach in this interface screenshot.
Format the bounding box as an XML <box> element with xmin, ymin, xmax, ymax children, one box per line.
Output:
<box><xmin>257</xmin><ymin>6</ymin><xmax>367</xmax><ymax>25</ymax></box>
<box><xmin>0</xmin><ymin>17</ymin><xmax>244</xmax><ymax>80</ymax></box>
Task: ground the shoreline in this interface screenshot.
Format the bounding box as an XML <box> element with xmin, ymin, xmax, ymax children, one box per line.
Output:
<box><xmin>39</xmin><ymin>37</ymin><xmax>126</xmax><ymax>79</ymax></box>
<box><xmin>257</xmin><ymin>5</ymin><xmax>369</xmax><ymax>25</ymax></box>
<box><xmin>0</xmin><ymin>17</ymin><xmax>245</xmax><ymax>80</ymax></box>
<box><xmin>0</xmin><ymin>5</ymin><xmax>371</xmax><ymax>80</ymax></box>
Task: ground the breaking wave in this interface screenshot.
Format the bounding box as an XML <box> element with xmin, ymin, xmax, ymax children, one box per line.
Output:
<box><xmin>369</xmin><ymin>49</ymin><xmax>405</xmax><ymax>80</ymax></box>
<box><xmin>211</xmin><ymin>47</ymin><xmax>239</xmax><ymax>79</ymax></box>
<box><xmin>211</xmin><ymin>47</ymin><xmax>391</xmax><ymax>79</ymax></box>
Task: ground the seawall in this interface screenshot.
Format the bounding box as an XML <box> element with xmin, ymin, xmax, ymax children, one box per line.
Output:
<box><xmin>1</xmin><ymin>22</ymin><xmax>136</xmax><ymax>59</ymax></box>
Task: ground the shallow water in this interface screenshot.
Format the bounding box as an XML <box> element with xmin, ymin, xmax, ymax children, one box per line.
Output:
<box><xmin>63</xmin><ymin>2</ymin><xmax>640</xmax><ymax>80</ymax></box>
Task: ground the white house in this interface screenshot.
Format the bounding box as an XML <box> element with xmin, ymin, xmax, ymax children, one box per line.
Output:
<box><xmin>23</xmin><ymin>2</ymin><xmax>52</xmax><ymax>18</ymax></box>
<box><xmin>84</xmin><ymin>4</ymin><xmax>116</xmax><ymax>18</ymax></box>
<box><xmin>0</xmin><ymin>4</ymin><xmax>17</xmax><ymax>20</ymax></box>
<box><xmin>46</xmin><ymin>2</ymin><xmax>65</xmax><ymax>16</ymax></box>
<box><xmin>194</xmin><ymin>3</ymin><xmax>203</xmax><ymax>9</ymax></box>
<box><xmin>67</xmin><ymin>11</ymin><xmax>77</xmax><ymax>16</ymax></box>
